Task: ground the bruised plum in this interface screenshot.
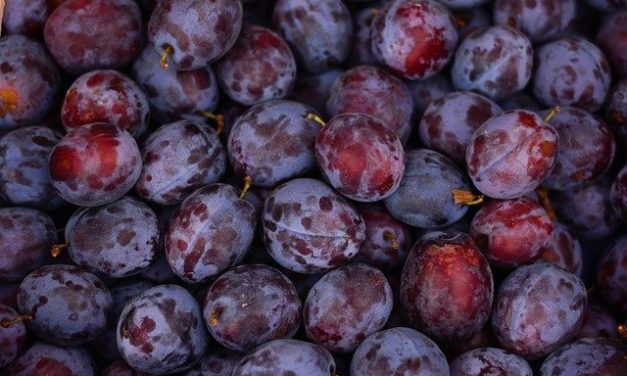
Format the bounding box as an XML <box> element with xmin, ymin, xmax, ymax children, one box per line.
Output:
<box><xmin>3</xmin><ymin>341</ymin><xmax>95</xmax><ymax>376</ymax></box>
<box><xmin>117</xmin><ymin>284</ymin><xmax>208</xmax><ymax>375</ymax></box>
<box><xmin>165</xmin><ymin>184</ymin><xmax>257</xmax><ymax>283</ymax></box>
<box><xmin>450</xmin><ymin>347</ymin><xmax>533</xmax><ymax>376</ymax></box>
<box><xmin>540</xmin><ymin>337</ymin><xmax>627</xmax><ymax>376</ymax></box>
<box><xmin>203</xmin><ymin>264</ymin><xmax>301</xmax><ymax>352</ymax></box>
<box><xmin>491</xmin><ymin>261</ymin><xmax>587</xmax><ymax>359</ymax></box>
<box><xmin>0</xmin><ymin>303</ymin><xmax>28</xmax><ymax>368</ymax></box>
<box><xmin>596</xmin><ymin>235</ymin><xmax>627</xmax><ymax>314</ymax></box>
<box><xmin>262</xmin><ymin>178</ymin><xmax>366</xmax><ymax>274</ymax></box>
<box><xmin>17</xmin><ymin>264</ymin><xmax>112</xmax><ymax>346</ymax></box>
<box><xmin>350</xmin><ymin>327</ymin><xmax>450</xmax><ymax>376</ymax></box>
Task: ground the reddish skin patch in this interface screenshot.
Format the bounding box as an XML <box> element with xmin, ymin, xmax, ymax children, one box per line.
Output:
<box><xmin>32</xmin><ymin>358</ymin><xmax>73</xmax><ymax>376</ymax></box>
<box><xmin>48</xmin><ymin>145</ymin><xmax>82</xmax><ymax>181</ymax></box>
<box><xmin>127</xmin><ymin>316</ymin><xmax>157</xmax><ymax>354</ymax></box>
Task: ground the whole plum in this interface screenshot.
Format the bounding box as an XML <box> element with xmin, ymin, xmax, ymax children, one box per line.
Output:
<box><xmin>3</xmin><ymin>341</ymin><xmax>95</xmax><ymax>376</ymax></box>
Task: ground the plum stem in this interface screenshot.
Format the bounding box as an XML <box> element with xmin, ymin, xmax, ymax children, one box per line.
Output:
<box><xmin>306</xmin><ymin>113</ymin><xmax>326</xmax><ymax>126</ymax></box>
<box><xmin>618</xmin><ymin>324</ymin><xmax>627</xmax><ymax>340</ymax></box>
<box><xmin>451</xmin><ymin>190</ymin><xmax>484</xmax><ymax>205</ymax></box>
<box><xmin>240</xmin><ymin>176</ymin><xmax>252</xmax><ymax>199</ymax></box>
<box><xmin>1</xmin><ymin>314</ymin><xmax>33</xmax><ymax>328</ymax></box>
<box><xmin>383</xmin><ymin>231</ymin><xmax>399</xmax><ymax>251</ymax></box>
<box><xmin>0</xmin><ymin>88</ymin><xmax>19</xmax><ymax>117</ymax></box>
<box><xmin>209</xmin><ymin>307</ymin><xmax>223</xmax><ymax>326</ymax></box>
<box><xmin>200</xmin><ymin>111</ymin><xmax>225</xmax><ymax>135</ymax></box>
<box><xmin>51</xmin><ymin>243</ymin><xmax>69</xmax><ymax>258</ymax></box>
<box><xmin>543</xmin><ymin>106</ymin><xmax>561</xmax><ymax>123</ymax></box>
<box><xmin>160</xmin><ymin>44</ymin><xmax>174</xmax><ymax>70</ymax></box>
<box><xmin>535</xmin><ymin>187</ymin><xmax>557</xmax><ymax>221</ymax></box>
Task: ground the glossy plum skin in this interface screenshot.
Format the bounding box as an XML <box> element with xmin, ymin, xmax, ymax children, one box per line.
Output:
<box><xmin>273</xmin><ymin>0</ymin><xmax>352</xmax><ymax>73</ymax></box>
<box><xmin>1</xmin><ymin>0</ymin><xmax>65</xmax><ymax>36</ymax></box>
<box><xmin>315</xmin><ymin>113</ymin><xmax>405</xmax><ymax>202</ymax></box>
<box><xmin>182</xmin><ymin>349</ymin><xmax>242</xmax><ymax>376</ymax></box>
<box><xmin>44</xmin><ymin>0</ymin><xmax>143</xmax><ymax>74</ymax></box>
<box><xmin>533</xmin><ymin>38</ymin><xmax>612</xmax><ymax>112</ymax></box>
<box><xmin>65</xmin><ymin>196</ymin><xmax>160</xmax><ymax>278</ymax></box>
<box><xmin>350</xmin><ymin>327</ymin><xmax>450</xmax><ymax>376</ymax></box>
<box><xmin>262</xmin><ymin>178</ymin><xmax>366</xmax><ymax>274</ymax></box>
<box><xmin>493</xmin><ymin>0</ymin><xmax>576</xmax><ymax>43</ymax></box>
<box><xmin>371</xmin><ymin>0</ymin><xmax>458</xmax><ymax>79</ymax></box>
<box><xmin>203</xmin><ymin>264</ymin><xmax>301</xmax><ymax>352</ymax></box>
<box><xmin>136</xmin><ymin>120</ymin><xmax>226</xmax><ymax>206</ymax></box>
<box><xmin>0</xmin><ymin>303</ymin><xmax>28</xmax><ymax>368</ymax></box>
<box><xmin>17</xmin><ymin>264</ymin><xmax>112</xmax><ymax>346</ymax></box>
<box><xmin>492</xmin><ymin>262</ymin><xmax>587</xmax><ymax>359</ymax></box>
<box><xmin>538</xmin><ymin>222</ymin><xmax>583</xmax><ymax>277</ymax></box>
<box><xmin>0</xmin><ymin>207</ymin><xmax>57</xmax><ymax>282</ymax></box>
<box><xmin>596</xmin><ymin>235</ymin><xmax>627</xmax><ymax>314</ymax></box>
<box><xmin>148</xmin><ymin>0</ymin><xmax>242</xmax><ymax>70</ymax></box>
<box><xmin>304</xmin><ymin>263</ymin><xmax>392</xmax><ymax>353</ymax></box>
<box><xmin>132</xmin><ymin>46</ymin><xmax>220</xmax><ymax>125</ymax></box>
<box><xmin>596</xmin><ymin>11</ymin><xmax>627</xmax><ymax>78</ymax></box>
<box><xmin>0</xmin><ymin>126</ymin><xmax>64</xmax><ymax>210</ymax></box>
<box><xmin>61</xmin><ymin>70</ymin><xmax>150</xmax><ymax>138</ymax></box>
<box><xmin>228</xmin><ymin>100</ymin><xmax>320</xmax><ymax>188</ymax></box>
<box><xmin>450</xmin><ymin>347</ymin><xmax>533</xmax><ymax>376</ymax></box>
<box><xmin>470</xmin><ymin>197</ymin><xmax>554</xmax><ymax>269</ymax></box>
<box><xmin>3</xmin><ymin>342</ymin><xmax>95</xmax><ymax>376</ymax></box>
<box><xmin>466</xmin><ymin>110</ymin><xmax>558</xmax><ymax>199</ymax></box>
<box><xmin>542</xmin><ymin>107</ymin><xmax>615</xmax><ymax>191</ymax></box>
<box><xmin>216</xmin><ymin>25</ymin><xmax>296</xmax><ymax>106</ymax></box>
<box><xmin>577</xmin><ymin>304</ymin><xmax>618</xmax><ymax>339</ymax></box>
<box><xmin>231</xmin><ymin>339</ymin><xmax>336</xmax><ymax>376</ymax></box>
<box><xmin>117</xmin><ymin>284</ymin><xmax>208</xmax><ymax>375</ymax></box>
<box><xmin>384</xmin><ymin>149</ymin><xmax>471</xmax><ymax>229</ymax></box>
<box><xmin>540</xmin><ymin>338</ymin><xmax>627</xmax><ymax>376</ymax></box>
<box><xmin>0</xmin><ymin>35</ymin><xmax>60</xmax><ymax>134</ymax></box>
<box><xmin>165</xmin><ymin>184</ymin><xmax>257</xmax><ymax>283</ymax></box>
<box><xmin>605</xmin><ymin>78</ymin><xmax>627</xmax><ymax>144</ymax></box>
<box><xmin>451</xmin><ymin>26</ymin><xmax>533</xmax><ymax>100</ymax></box>
<box><xmin>400</xmin><ymin>232</ymin><xmax>493</xmax><ymax>345</ymax></box>
<box><xmin>327</xmin><ymin>65</ymin><xmax>414</xmax><ymax>144</ymax></box>
<box><xmin>49</xmin><ymin>123</ymin><xmax>142</xmax><ymax>207</ymax></box>
<box><xmin>419</xmin><ymin>91</ymin><xmax>502</xmax><ymax>164</ymax></box>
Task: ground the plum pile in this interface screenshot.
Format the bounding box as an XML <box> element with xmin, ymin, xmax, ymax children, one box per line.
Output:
<box><xmin>1</xmin><ymin>0</ymin><xmax>627</xmax><ymax>374</ymax></box>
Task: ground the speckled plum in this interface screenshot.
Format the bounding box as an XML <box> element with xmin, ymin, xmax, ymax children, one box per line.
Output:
<box><xmin>304</xmin><ymin>263</ymin><xmax>392</xmax><ymax>353</ymax></box>
<box><xmin>315</xmin><ymin>113</ymin><xmax>405</xmax><ymax>202</ymax></box>
<box><xmin>48</xmin><ymin>123</ymin><xmax>142</xmax><ymax>207</ymax></box>
<box><xmin>401</xmin><ymin>232</ymin><xmax>493</xmax><ymax>345</ymax></box>
<box><xmin>136</xmin><ymin>120</ymin><xmax>226</xmax><ymax>205</ymax></box>
<box><xmin>117</xmin><ymin>284</ymin><xmax>208</xmax><ymax>375</ymax></box>
<box><xmin>216</xmin><ymin>25</ymin><xmax>296</xmax><ymax>106</ymax></box>
<box><xmin>533</xmin><ymin>38</ymin><xmax>612</xmax><ymax>112</ymax></box>
<box><xmin>3</xmin><ymin>342</ymin><xmax>95</xmax><ymax>376</ymax></box>
<box><xmin>182</xmin><ymin>349</ymin><xmax>242</xmax><ymax>376</ymax></box>
<box><xmin>227</xmin><ymin>100</ymin><xmax>320</xmax><ymax>188</ymax></box>
<box><xmin>491</xmin><ymin>261</ymin><xmax>587</xmax><ymax>359</ymax></box>
<box><xmin>419</xmin><ymin>91</ymin><xmax>502</xmax><ymax>163</ymax></box>
<box><xmin>406</xmin><ymin>73</ymin><xmax>453</xmax><ymax>114</ymax></box>
<box><xmin>44</xmin><ymin>0</ymin><xmax>143</xmax><ymax>74</ymax></box>
<box><xmin>384</xmin><ymin>149</ymin><xmax>472</xmax><ymax>229</ymax></box>
<box><xmin>132</xmin><ymin>46</ymin><xmax>220</xmax><ymax>125</ymax></box>
<box><xmin>596</xmin><ymin>11</ymin><xmax>627</xmax><ymax>78</ymax></box>
<box><xmin>540</xmin><ymin>338</ymin><xmax>627</xmax><ymax>376</ymax></box>
<box><xmin>262</xmin><ymin>178</ymin><xmax>366</xmax><ymax>274</ymax></box>
<box><xmin>577</xmin><ymin>304</ymin><xmax>619</xmax><ymax>339</ymax></box>
<box><xmin>466</xmin><ymin>110</ymin><xmax>558</xmax><ymax>199</ymax></box>
<box><xmin>1</xmin><ymin>0</ymin><xmax>66</xmax><ymax>36</ymax></box>
<box><xmin>61</xmin><ymin>70</ymin><xmax>149</xmax><ymax>138</ymax></box>
<box><xmin>272</xmin><ymin>0</ymin><xmax>352</xmax><ymax>73</ymax></box>
<box><xmin>542</xmin><ymin>107</ymin><xmax>615</xmax><ymax>190</ymax></box>
<box><xmin>289</xmin><ymin>69</ymin><xmax>342</xmax><ymax>118</ymax></box>
<box><xmin>0</xmin><ymin>35</ymin><xmax>60</xmax><ymax>133</ymax></box>
<box><xmin>450</xmin><ymin>347</ymin><xmax>533</xmax><ymax>376</ymax></box>
<box><xmin>0</xmin><ymin>303</ymin><xmax>28</xmax><ymax>368</ymax></box>
<box><xmin>148</xmin><ymin>0</ymin><xmax>243</xmax><ymax>70</ymax></box>
<box><xmin>0</xmin><ymin>207</ymin><xmax>57</xmax><ymax>282</ymax></box>
<box><xmin>605</xmin><ymin>79</ymin><xmax>627</xmax><ymax>144</ymax></box>
<box><xmin>203</xmin><ymin>264</ymin><xmax>301</xmax><ymax>352</ymax></box>
<box><xmin>470</xmin><ymin>197</ymin><xmax>554</xmax><ymax>269</ymax></box>
<box><xmin>451</xmin><ymin>26</ymin><xmax>533</xmax><ymax>100</ymax></box>
<box><xmin>538</xmin><ymin>222</ymin><xmax>583</xmax><ymax>277</ymax></box>
<box><xmin>0</xmin><ymin>126</ymin><xmax>64</xmax><ymax>210</ymax></box>
<box><xmin>17</xmin><ymin>264</ymin><xmax>112</xmax><ymax>346</ymax></box>
<box><xmin>350</xmin><ymin>327</ymin><xmax>450</xmax><ymax>376</ymax></box>
<box><xmin>165</xmin><ymin>184</ymin><xmax>257</xmax><ymax>283</ymax></box>
<box><xmin>493</xmin><ymin>0</ymin><xmax>576</xmax><ymax>43</ymax></box>
<box><xmin>597</xmin><ymin>235</ymin><xmax>627</xmax><ymax>314</ymax></box>
<box><xmin>231</xmin><ymin>339</ymin><xmax>336</xmax><ymax>376</ymax></box>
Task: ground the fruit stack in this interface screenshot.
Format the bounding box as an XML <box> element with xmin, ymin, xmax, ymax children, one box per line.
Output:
<box><xmin>1</xmin><ymin>0</ymin><xmax>626</xmax><ymax>375</ymax></box>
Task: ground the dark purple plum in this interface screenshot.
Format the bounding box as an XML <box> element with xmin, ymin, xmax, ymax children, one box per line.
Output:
<box><xmin>452</xmin><ymin>6</ymin><xmax>491</xmax><ymax>38</ymax></box>
<box><xmin>406</xmin><ymin>73</ymin><xmax>453</xmax><ymax>114</ymax></box>
<box><xmin>3</xmin><ymin>342</ymin><xmax>95</xmax><ymax>376</ymax></box>
<box><xmin>596</xmin><ymin>11</ymin><xmax>627</xmax><ymax>78</ymax></box>
<box><xmin>0</xmin><ymin>282</ymin><xmax>19</xmax><ymax>308</ymax></box>
<box><xmin>493</xmin><ymin>0</ymin><xmax>576</xmax><ymax>43</ymax></box>
<box><xmin>273</xmin><ymin>0</ymin><xmax>352</xmax><ymax>73</ymax></box>
<box><xmin>288</xmin><ymin>69</ymin><xmax>342</xmax><ymax>118</ymax></box>
<box><xmin>450</xmin><ymin>347</ymin><xmax>532</xmax><ymax>376</ymax></box>
<box><xmin>584</xmin><ymin>0</ymin><xmax>627</xmax><ymax>11</ymax></box>
<box><xmin>304</xmin><ymin>263</ymin><xmax>392</xmax><ymax>353</ymax></box>
<box><xmin>605</xmin><ymin>78</ymin><xmax>627</xmax><ymax>144</ymax></box>
<box><xmin>351</xmin><ymin>327</ymin><xmax>450</xmax><ymax>376</ymax></box>
<box><xmin>538</xmin><ymin>222</ymin><xmax>583</xmax><ymax>277</ymax></box>
<box><xmin>262</xmin><ymin>178</ymin><xmax>366</xmax><ymax>274</ymax></box>
<box><xmin>1</xmin><ymin>0</ymin><xmax>66</xmax><ymax>37</ymax></box>
<box><xmin>499</xmin><ymin>92</ymin><xmax>543</xmax><ymax>112</ymax></box>
<box><xmin>540</xmin><ymin>338</ymin><xmax>627</xmax><ymax>375</ymax></box>
<box><xmin>349</xmin><ymin>5</ymin><xmax>379</xmax><ymax>67</ymax></box>
<box><xmin>182</xmin><ymin>348</ymin><xmax>242</xmax><ymax>376</ymax></box>
<box><xmin>117</xmin><ymin>284</ymin><xmax>209</xmax><ymax>375</ymax></box>
<box><xmin>136</xmin><ymin>120</ymin><xmax>226</xmax><ymax>205</ymax></box>
<box><xmin>203</xmin><ymin>264</ymin><xmax>301</xmax><ymax>352</ymax></box>
<box><xmin>492</xmin><ymin>261</ymin><xmax>587</xmax><ymax>359</ymax></box>
<box><xmin>44</xmin><ymin>0</ymin><xmax>143</xmax><ymax>74</ymax></box>
<box><xmin>451</xmin><ymin>26</ymin><xmax>533</xmax><ymax>100</ymax></box>
<box><xmin>165</xmin><ymin>184</ymin><xmax>257</xmax><ymax>283</ymax></box>
<box><xmin>17</xmin><ymin>264</ymin><xmax>112</xmax><ymax>346</ymax></box>
<box><xmin>611</xmin><ymin>163</ymin><xmax>627</xmax><ymax>221</ymax></box>
<box><xmin>597</xmin><ymin>235</ymin><xmax>627</xmax><ymax>315</ymax></box>
<box><xmin>0</xmin><ymin>303</ymin><xmax>28</xmax><ymax>368</ymax></box>
<box><xmin>577</xmin><ymin>304</ymin><xmax>619</xmax><ymax>339</ymax></box>
<box><xmin>140</xmin><ymin>249</ymin><xmax>179</xmax><ymax>284</ymax></box>
<box><xmin>0</xmin><ymin>207</ymin><xmax>57</xmax><ymax>282</ymax></box>
<box><xmin>101</xmin><ymin>360</ymin><xmax>152</xmax><ymax>376</ymax></box>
